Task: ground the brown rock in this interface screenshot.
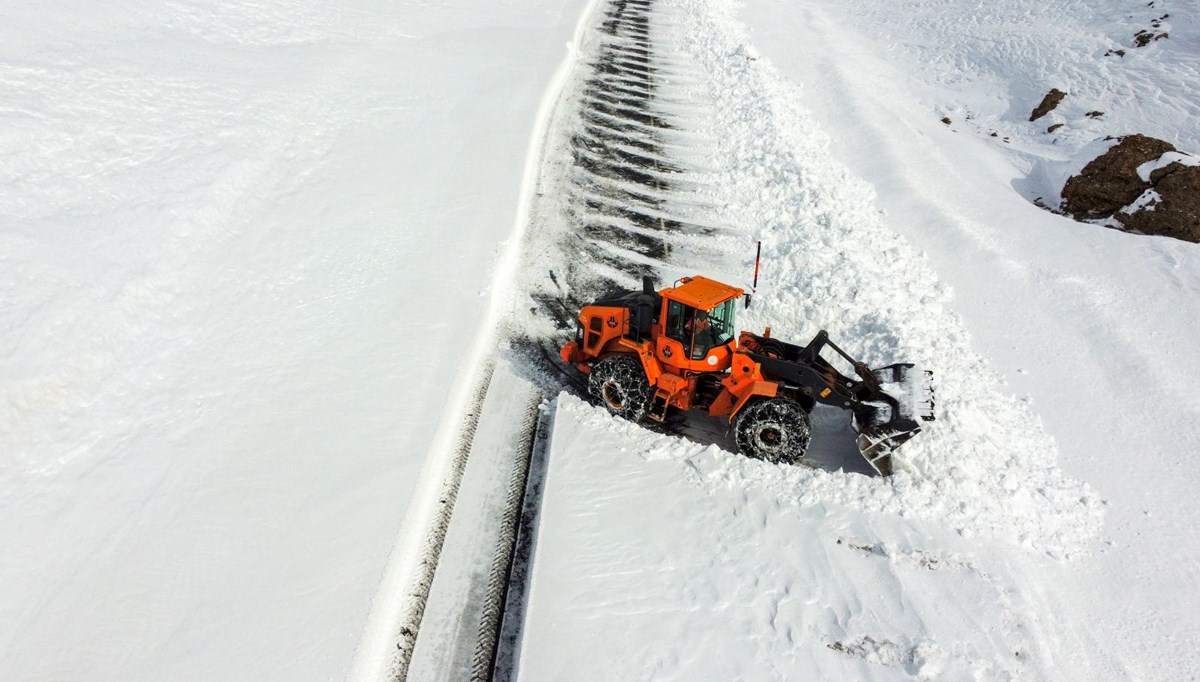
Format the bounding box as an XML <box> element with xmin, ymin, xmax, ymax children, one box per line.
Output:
<box><xmin>1117</xmin><ymin>165</ymin><xmax>1200</xmax><ymax>243</ymax></box>
<box><xmin>1148</xmin><ymin>161</ymin><xmax>1185</xmax><ymax>185</ymax></box>
<box><xmin>1135</xmin><ymin>30</ymin><xmax>1169</xmax><ymax>47</ymax></box>
<box><xmin>1047</xmin><ymin>123</ymin><xmax>1064</xmax><ymax>133</ymax></box>
<box><xmin>1030</xmin><ymin>88</ymin><xmax>1067</xmax><ymax>122</ymax></box>
<box><xmin>1062</xmin><ymin>135</ymin><xmax>1176</xmax><ymax>219</ymax></box>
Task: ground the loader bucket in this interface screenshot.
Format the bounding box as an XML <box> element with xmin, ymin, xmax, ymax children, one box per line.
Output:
<box><xmin>851</xmin><ymin>364</ymin><xmax>935</xmax><ymax>476</ymax></box>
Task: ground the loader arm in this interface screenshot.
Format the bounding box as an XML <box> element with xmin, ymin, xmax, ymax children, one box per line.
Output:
<box><xmin>739</xmin><ymin>330</ymin><xmax>934</xmax><ymax>475</ymax></box>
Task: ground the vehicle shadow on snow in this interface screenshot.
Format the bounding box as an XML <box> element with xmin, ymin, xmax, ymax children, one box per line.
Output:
<box><xmin>504</xmin><ymin>337</ymin><xmax>878</xmax><ymax>478</ymax></box>
<box><xmin>656</xmin><ymin>402</ymin><xmax>876</xmax><ymax>477</ymax></box>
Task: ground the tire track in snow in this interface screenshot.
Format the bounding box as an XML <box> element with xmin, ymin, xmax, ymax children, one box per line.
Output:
<box><xmin>347</xmin><ymin>0</ymin><xmax>609</xmax><ymax>677</ymax></box>
<box><xmin>492</xmin><ymin>0</ymin><xmax>767</xmax><ymax>675</ymax></box>
<box><xmin>510</xmin><ymin>0</ymin><xmax>815</xmax><ymax>474</ymax></box>
<box><xmin>473</xmin><ymin>395</ymin><xmax>550</xmax><ymax>682</ymax></box>
<box><xmin>350</xmin><ymin>0</ymin><xmax>726</xmax><ymax>676</ymax></box>
<box><xmin>385</xmin><ymin>0</ymin><xmax>714</xmax><ymax>672</ymax></box>
<box><xmin>383</xmin><ymin>360</ymin><xmax>496</xmax><ymax>681</ymax></box>
<box><xmin>522</xmin><ymin>0</ymin><xmax>728</xmax><ymax>337</ymax></box>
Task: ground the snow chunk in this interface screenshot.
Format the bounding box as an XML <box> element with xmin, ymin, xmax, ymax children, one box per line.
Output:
<box><xmin>1024</xmin><ymin>136</ymin><xmax>1120</xmax><ymax>209</ymax></box>
<box><xmin>1136</xmin><ymin>151</ymin><xmax>1200</xmax><ymax>183</ymax></box>
<box><xmin>1121</xmin><ymin>188</ymin><xmax>1162</xmax><ymax>214</ymax></box>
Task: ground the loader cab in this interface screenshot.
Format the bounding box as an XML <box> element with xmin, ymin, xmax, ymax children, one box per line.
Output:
<box><xmin>657</xmin><ymin>276</ymin><xmax>744</xmax><ymax>370</ymax></box>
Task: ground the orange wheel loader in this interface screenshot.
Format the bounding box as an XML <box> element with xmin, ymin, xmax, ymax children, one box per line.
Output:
<box><xmin>559</xmin><ymin>275</ymin><xmax>934</xmax><ymax>475</ymax></box>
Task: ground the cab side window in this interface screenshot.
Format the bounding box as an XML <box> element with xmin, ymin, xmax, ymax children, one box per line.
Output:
<box><xmin>666</xmin><ymin>300</ymin><xmax>687</xmax><ymax>342</ymax></box>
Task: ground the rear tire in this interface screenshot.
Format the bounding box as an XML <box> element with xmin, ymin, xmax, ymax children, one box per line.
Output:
<box><xmin>588</xmin><ymin>354</ymin><xmax>652</xmax><ymax>422</ymax></box>
<box><xmin>758</xmin><ymin>338</ymin><xmax>787</xmax><ymax>359</ymax></box>
<box><xmin>734</xmin><ymin>398</ymin><xmax>812</xmax><ymax>464</ymax></box>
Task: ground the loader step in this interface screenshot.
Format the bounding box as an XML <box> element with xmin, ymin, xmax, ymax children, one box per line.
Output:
<box><xmin>647</xmin><ymin>388</ymin><xmax>671</xmax><ymax>422</ymax></box>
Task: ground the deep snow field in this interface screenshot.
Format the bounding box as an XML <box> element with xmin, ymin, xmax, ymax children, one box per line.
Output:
<box><xmin>3</xmin><ymin>0</ymin><xmax>1199</xmax><ymax>680</ymax></box>
<box><xmin>0</xmin><ymin>1</ymin><xmax>587</xmax><ymax>679</ymax></box>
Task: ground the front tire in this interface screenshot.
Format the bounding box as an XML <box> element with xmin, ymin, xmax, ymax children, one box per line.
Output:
<box><xmin>734</xmin><ymin>398</ymin><xmax>812</xmax><ymax>464</ymax></box>
<box><xmin>587</xmin><ymin>354</ymin><xmax>652</xmax><ymax>422</ymax></box>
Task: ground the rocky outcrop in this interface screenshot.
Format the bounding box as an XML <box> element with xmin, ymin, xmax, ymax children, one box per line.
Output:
<box><xmin>1062</xmin><ymin>135</ymin><xmax>1173</xmax><ymax>218</ymax></box>
<box><xmin>1061</xmin><ymin>135</ymin><xmax>1199</xmax><ymax>243</ymax></box>
<box><xmin>1134</xmin><ymin>30</ymin><xmax>1168</xmax><ymax>47</ymax></box>
<box><xmin>1117</xmin><ymin>165</ymin><xmax>1200</xmax><ymax>243</ymax></box>
<box><xmin>1029</xmin><ymin>88</ymin><xmax>1067</xmax><ymax>122</ymax></box>
<box><xmin>1134</xmin><ymin>13</ymin><xmax>1170</xmax><ymax>47</ymax></box>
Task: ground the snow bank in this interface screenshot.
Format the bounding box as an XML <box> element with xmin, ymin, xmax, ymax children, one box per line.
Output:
<box><xmin>1024</xmin><ymin>136</ymin><xmax>1120</xmax><ymax>208</ymax></box>
<box><xmin>522</xmin><ymin>395</ymin><xmax>1087</xmax><ymax>680</ymax></box>
<box><xmin>668</xmin><ymin>0</ymin><xmax>1102</xmax><ymax>557</ymax></box>
<box><xmin>732</xmin><ymin>0</ymin><xmax>1200</xmax><ymax>677</ymax></box>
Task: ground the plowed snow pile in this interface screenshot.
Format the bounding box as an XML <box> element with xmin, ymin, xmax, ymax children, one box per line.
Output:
<box><xmin>680</xmin><ymin>0</ymin><xmax>1102</xmax><ymax>557</ymax></box>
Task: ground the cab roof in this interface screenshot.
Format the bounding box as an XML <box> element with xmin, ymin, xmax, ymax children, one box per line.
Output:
<box><xmin>663</xmin><ymin>276</ymin><xmax>744</xmax><ymax>310</ymax></box>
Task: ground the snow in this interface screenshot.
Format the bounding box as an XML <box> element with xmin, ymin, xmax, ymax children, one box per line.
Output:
<box><xmin>1023</xmin><ymin>136</ymin><xmax>1119</xmax><ymax>209</ymax></box>
<box><xmin>515</xmin><ymin>0</ymin><xmax>1200</xmax><ymax>679</ymax></box>
<box><xmin>4</xmin><ymin>0</ymin><xmax>1200</xmax><ymax>679</ymax></box>
<box><xmin>675</xmin><ymin>0</ymin><xmax>1102</xmax><ymax>557</ymax></box>
<box><xmin>0</xmin><ymin>1</ymin><xmax>586</xmax><ymax>680</ymax></box>
<box><xmin>404</xmin><ymin>362</ymin><xmax>542</xmax><ymax>681</ymax></box>
<box><xmin>520</xmin><ymin>395</ymin><xmax>1102</xmax><ymax>680</ymax></box>
<box><xmin>1122</xmin><ymin>188</ymin><xmax>1163</xmax><ymax>214</ymax></box>
<box><xmin>1137</xmin><ymin>150</ymin><xmax>1200</xmax><ymax>182</ymax></box>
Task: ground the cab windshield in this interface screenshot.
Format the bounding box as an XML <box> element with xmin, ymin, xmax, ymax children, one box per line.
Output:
<box><xmin>667</xmin><ymin>297</ymin><xmax>739</xmax><ymax>359</ymax></box>
<box><xmin>686</xmin><ymin>298</ymin><xmax>736</xmax><ymax>359</ymax></box>
<box><xmin>706</xmin><ymin>298</ymin><xmax>736</xmax><ymax>345</ymax></box>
